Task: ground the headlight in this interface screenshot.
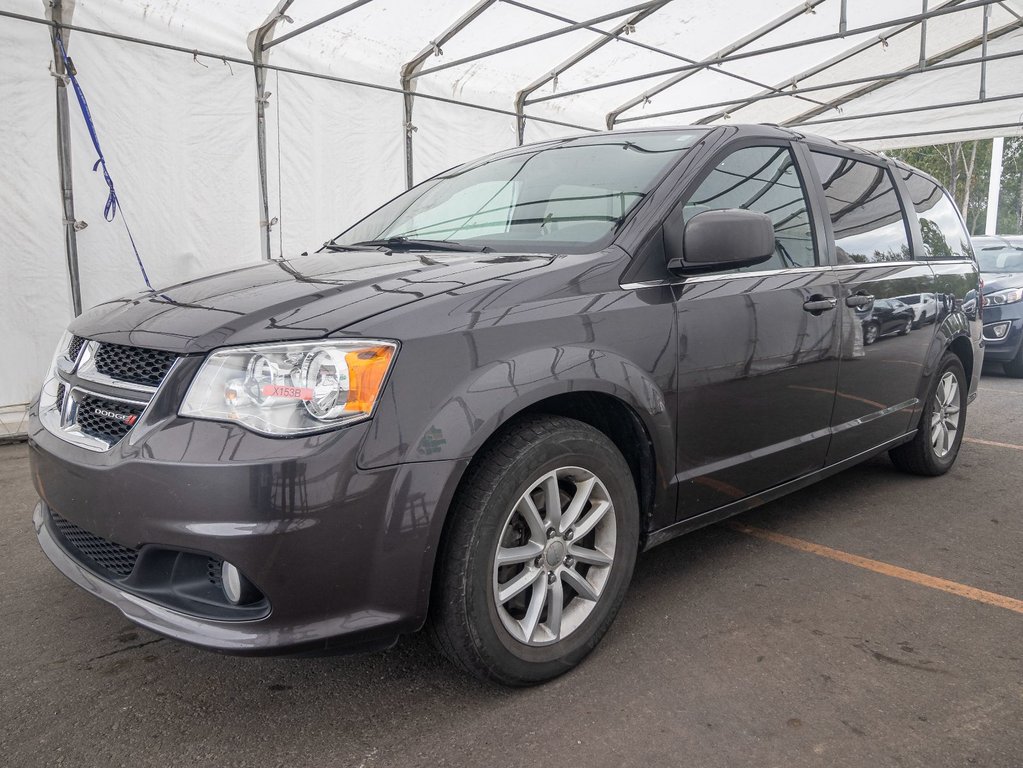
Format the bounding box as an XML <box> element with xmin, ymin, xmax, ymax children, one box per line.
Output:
<box><xmin>180</xmin><ymin>340</ymin><xmax>397</xmax><ymax>436</ymax></box>
<box><xmin>986</xmin><ymin>287</ymin><xmax>1023</xmax><ymax>306</ymax></box>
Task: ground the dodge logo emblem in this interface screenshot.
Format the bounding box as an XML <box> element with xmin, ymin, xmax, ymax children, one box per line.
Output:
<box><xmin>93</xmin><ymin>407</ymin><xmax>137</xmax><ymax>426</ymax></box>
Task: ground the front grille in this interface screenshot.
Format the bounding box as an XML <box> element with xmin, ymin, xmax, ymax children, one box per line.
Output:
<box><xmin>50</xmin><ymin>511</ymin><xmax>139</xmax><ymax>577</ymax></box>
<box><xmin>76</xmin><ymin>394</ymin><xmax>144</xmax><ymax>444</ymax></box>
<box><xmin>67</xmin><ymin>335</ymin><xmax>86</xmax><ymax>361</ymax></box>
<box><xmin>55</xmin><ymin>383</ymin><xmax>66</xmax><ymax>412</ymax></box>
<box><xmin>94</xmin><ymin>342</ymin><xmax>177</xmax><ymax>388</ymax></box>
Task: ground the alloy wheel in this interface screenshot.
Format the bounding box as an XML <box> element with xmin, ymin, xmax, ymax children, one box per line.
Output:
<box><xmin>930</xmin><ymin>371</ymin><xmax>961</xmax><ymax>458</ymax></box>
<box><xmin>491</xmin><ymin>466</ymin><xmax>616</xmax><ymax>646</ymax></box>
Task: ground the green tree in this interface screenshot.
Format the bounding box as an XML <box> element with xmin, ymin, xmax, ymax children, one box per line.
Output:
<box><xmin>887</xmin><ymin>137</ymin><xmax>1023</xmax><ymax>236</ymax></box>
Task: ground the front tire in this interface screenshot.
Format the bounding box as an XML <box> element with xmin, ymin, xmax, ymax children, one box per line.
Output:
<box><xmin>429</xmin><ymin>415</ymin><xmax>639</xmax><ymax>685</ymax></box>
<box><xmin>889</xmin><ymin>352</ymin><xmax>967</xmax><ymax>476</ymax></box>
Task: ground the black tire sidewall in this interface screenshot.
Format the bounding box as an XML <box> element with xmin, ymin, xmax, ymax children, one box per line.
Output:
<box><xmin>460</xmin><ymin>428</ymin><xmax>639</xmax><ymax>683</ymax></box>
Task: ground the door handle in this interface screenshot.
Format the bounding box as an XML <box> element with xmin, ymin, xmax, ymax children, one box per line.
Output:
<box><xmin>845</xmin><ymin>293</ymin><xmax>875</xmax><ymax>308</ymax></box>
<box><xmin>803</xmin><ymin>295</ymin><xmax>838</xmax><ymax>315</ymax></box>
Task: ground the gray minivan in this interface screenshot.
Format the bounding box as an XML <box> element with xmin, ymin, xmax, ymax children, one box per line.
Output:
<box><xmin>30</xmin><ymin>125</ymin><xmax>982</xmax><ymax>684</ymax></box>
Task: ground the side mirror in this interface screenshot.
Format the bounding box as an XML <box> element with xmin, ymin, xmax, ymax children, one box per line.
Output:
<box><xmin>667</xmin><ymin>209</ymin><xmax>775</xmax><ymax>274</ymax></box>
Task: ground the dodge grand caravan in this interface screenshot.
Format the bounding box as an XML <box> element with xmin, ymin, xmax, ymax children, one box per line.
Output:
<box><xmin>30</xmin><ymin>125</ymin><xmax>982</xmax><ymax>685</ymax></box>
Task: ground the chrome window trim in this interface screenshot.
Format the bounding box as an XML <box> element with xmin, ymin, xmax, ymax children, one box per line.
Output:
<box><xmin>622</xmin><ymin>265</ymin><xmax>833</xmax><ymax>290</ymax></box>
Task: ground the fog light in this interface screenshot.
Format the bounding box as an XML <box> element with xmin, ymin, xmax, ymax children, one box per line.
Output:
<box><xmin>984</xmin><ymin>322</ymin><xmax>1011</xmax><ymax>341</ymax></box>
<box><xmin>221</xmin><ymin>561</ymin><xmax>259</xmax><ymax>605</ymax></box>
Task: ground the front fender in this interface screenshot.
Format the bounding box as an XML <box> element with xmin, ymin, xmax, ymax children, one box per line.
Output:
<box><xmin>359</xmin><ymin>342</ymin><xmax>676</xmax><ymax>477</ymax></box>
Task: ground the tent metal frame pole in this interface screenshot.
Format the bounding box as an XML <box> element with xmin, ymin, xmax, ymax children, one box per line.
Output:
<box><xmin>410</xmin><ymin>1</ymin><xmax>664</xmax><ymax>80</ymax></box>
<box><xmin>612</xmin><ymin>47</ymin><xmax>1023</xmax><ymax>124</ymax></box>
<box><xmin>400</xmin><ymin>0</ymin><xmax>497</xmax><ymax>188</ymax></box>
<box><xmin>527</xmin><ymin>0</ymin><xmax>998</xmax><ymax>108</ymax></box>
<box><xmin>840</xmin><ymin>0</ymin><xmax>848</xmax><ymax>35</ymax></box>
<box><xmin>508</xmin><ymin>0</ymin><xmax>829</xmax><ymax>140</ymax></box>
<box><xmin>0</xmin><ymin>10</ymin><xmax>597</xmax><ymax>135</ymax></box>
<box><xmin>980</xmin><ymin>4</ymin><xmax>992</xmax><ymax>99</ymax></box>
<box><xmin>513</xmin><ymin>1</ymin><xmax>669</xmax><ymax>145</ymax></box>
<box><xmin>251</xmin><ymin>1</ymin><xmax>295</xmax><ymax>262</ymax></box>
<box><xmin>779</xmin><ymin>17</ymin><xmax>1022</xmax><ymax>126</ymax></box>
<box><xmin>697</xmin><ymin>0</ymin><xmax>967</xmax><ymax>126</ymax></box>
<box><xmin>986</xmin><ymin>136</ymin><xmax>1005</xmax><ymax>234</ymax></box>
<box><xmin>919</xmin><ymin>0</ymin><xmax>929</xmax><ymax>67</ymax></box>
<box><xmin>604</xmin><ymin>0</ymin><xmax>829</xmax><ymax>128</ymax></box>
<box><xmin>841</xmin><ymin>120</ymin><xmax>1022</xmax><ymax>143</ymax></box>
<box><xmin>47</xmin><ymin>0</ymin><xmax>82</xmax><ymax>316</ymax></box>
<box><xmin>508</xmin><ymin>0</ymin><xmax>831</xmax><ymax>111</ymax></box>
<box><xmin>261</xmin><ymin>0</ymin><xmax>374</xmax><ymax>51</ymax></box>
<box><xmin>790</xmin><ymin>91</ymin><xmax>1023</xmax><ymax>128</ymax></box>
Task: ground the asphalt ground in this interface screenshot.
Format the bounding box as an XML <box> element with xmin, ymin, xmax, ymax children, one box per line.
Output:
<box><xmin>1</xmin><ymin>370</ymin><xmax>1021</xmax><ymax>767</ymax></box>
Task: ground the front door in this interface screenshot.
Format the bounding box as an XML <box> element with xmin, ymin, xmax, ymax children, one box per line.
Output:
<box><xmin>671</xmin><ymin>143</ymin><xmax>841</xmax><ymax>518</ymax></box>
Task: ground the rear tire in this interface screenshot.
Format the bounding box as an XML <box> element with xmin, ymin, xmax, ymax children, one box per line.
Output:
<box><xmin>898</xmin><ymin>318</ymin><xmax>911</xmax><ymax>336</ymax></box>
<box><xmin>429</xmin><ymin>415</ymin><xmax>639</xmax><ymax>686</ymax></box>
<box><xmin>889</xmin><ymin>352</ymin><xmax>967</xmax><ymax>476</ymax></box>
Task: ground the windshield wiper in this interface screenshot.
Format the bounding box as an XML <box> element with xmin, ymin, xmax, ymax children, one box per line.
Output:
<box><xmin>321</xmin><ymin>242</ymin><xmax>380</xmax><ymax>252</ymax></box>
<box><xmin>347</xmin><ymin>237</ymin><xmax>491</xmax><ymax>253</ymax></box>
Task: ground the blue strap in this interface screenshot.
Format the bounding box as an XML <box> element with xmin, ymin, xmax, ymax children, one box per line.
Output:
<box><xmin>55</xmin><ymin>31</ymin><xmax>156</xmax><ymax>293</ymax></box>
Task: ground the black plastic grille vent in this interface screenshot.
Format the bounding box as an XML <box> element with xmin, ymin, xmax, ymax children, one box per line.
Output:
<box><xmin>94</xmin><ymin>342</ymin><xmax>177</xmax><ymax>388</ymax></box>
<box><xmin>51</xmin><ymin>511</ymin><xmax>139</xmax><ymax>577</ymax></box>
<box><xmin>206</xmin><ymin>558</ymin><xmax>224</xmax><ymax>586</ymax></box>
<box><xmin>55</xmin><ymin>383</ymin><xmax>66</xmax><ymax>412</ymax></box>
<box><xmin>67</xmin><ymin>335</ymin><xmax>86</xmax><ymax>361</ymax></box>
<box><xmin>76</xmin><ymin>394</ymin><xmax>143</xmax><ymax>444</ymax></box>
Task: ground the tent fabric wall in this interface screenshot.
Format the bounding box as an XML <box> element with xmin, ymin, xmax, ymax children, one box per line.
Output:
<box><xmin>1</xmin><ymin>0</ymin><xmax>1022</xmax><ymax>437</ymax></box>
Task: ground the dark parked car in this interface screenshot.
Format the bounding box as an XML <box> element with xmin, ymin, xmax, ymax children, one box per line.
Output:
<box><xmin>971</xmin><ymin>235</ymin><xmax>1023</xmax><ymax>377</ymax></box>
<box><xmin>30</xmin><ymin>125</ymin><xmax>982</xmax><ymax>685</ymax></box>
<box><xmin>859</xmin><ymin>297</ymin><xmax>915</xmax><ymax>344</ymax></box>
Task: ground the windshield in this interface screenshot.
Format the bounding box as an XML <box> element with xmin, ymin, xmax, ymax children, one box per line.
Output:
<box><xmin>330</xmin><ymin>131</ymin><xmax>706</xmax><ymax>253</ymax></box>
<box><xmin>977</xmin><ymin>246</ymin><xmax>1023</xmax><ymax>273</ymax></box>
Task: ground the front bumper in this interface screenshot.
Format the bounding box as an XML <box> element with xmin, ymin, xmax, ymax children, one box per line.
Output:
<box><xmin>29</xmin><ymin>410</ymin><xmax>467</xmax><ymax>654</ymax></box>
<box><xmin>981</xmin><ymin>310</ymin><xmax>1023</xmax><ymax>364</ymax></box>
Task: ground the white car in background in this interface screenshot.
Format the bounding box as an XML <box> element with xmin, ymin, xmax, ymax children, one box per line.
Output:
<box><xmin>896</xmin><ymin>292</ymin><xmax>938</xmax><ymax>328</ymax></box>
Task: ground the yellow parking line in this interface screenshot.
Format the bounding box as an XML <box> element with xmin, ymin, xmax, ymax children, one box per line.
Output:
<box><xmin>729</xmin><ymin>522</ymin><xmax>1023</xmax><ymax>616</ymax></box>
<box><xmin>964</xmin><ymin>437</ymin><xmax>1023</xmax><ymax>451</ymax></box>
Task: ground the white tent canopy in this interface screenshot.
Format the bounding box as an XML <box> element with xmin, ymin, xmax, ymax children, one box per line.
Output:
<box><xmin>1</xmin><ymin>0</ymin><xmax>1022</xmax><ymax>435</ymax></box>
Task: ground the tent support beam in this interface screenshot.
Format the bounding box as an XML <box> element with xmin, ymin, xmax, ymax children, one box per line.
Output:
<box><xmin>919</xmin><ymin>0</ymin><xmax>929</xmax><ymax>67</ymax></box>
<box><xmin>2</xmin><ymin>10</ymin><xmax>597</xmax><ymax>134</ymax></box>
<box><xmin>47</xmin><ymin>0</ymin><xmax>82</xmax><ymax>316</ymax></box>
<box><xmin>528</xmin><ymin>0</ymin><xmax>997</xmax><ymax>110</ymax></box>
<box><xmin>790</xmin><ymin>91</ymin><xmax>1023</xmax><ymax>128</ymax></box>
<box><xmin>262</xmin><ymin>0</ymin><xmax>374</xmax><ymax>51</ymax></box>
<box><xmin>604</xmin><ymin>0</ymin><xmax>829</xmax><ymax>128</ymax></box>
<box><xmin>251</xmin><ymin>2</ymin><xmax>295</xmax><ymax>261</ymax></box>
<box><xmin>779</xmin><ymin>17</ymin><xmax>1023</xmax><ymax>126</ymax></box>
<box><xmin>842</xmin><ymin>120</ymin><xmax>1022</xmax><ymax>144</ymax></box>
<box><xmin>980</xmin><ymin>4</ymin><xmax>991</xmax><ymax>99</ymax></box>
<box><xmin>613</xmin><ymin>46</ymin><xmax>1023</xmax><ymax>124</ymax></box>
<box><xmin>513</xmin><ymin>1</ymin><xmax>669</xmax><ymax>145</ymax></box>
<box><xmin>509</xmin><ymin>0</ymin><xmax>829</xmax><ymax>141</ymax></box>
<box><xmin>411</xmin><ymin>1</ymin><xmax>664</xmax><ymax>81</ymax></box>
<box><xmin>400</xmin><ymin>0</ymin><xmax>497</xmax><ymax>189</ymax></box>
<box><xmin>696</xmin><ymin>0</ymin><xmax>968</xmax><ymax>126</ymax></box>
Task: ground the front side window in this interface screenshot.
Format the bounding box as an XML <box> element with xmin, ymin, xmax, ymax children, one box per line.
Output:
<box><xmin>681</xmin><ymin>145</ymin><xmax>817</xmax><ymax>270</ymax></box>
<box><xmin>332</xmin><ymin>131</ymin><xmax>706</xmax><ymax>252</ymax></box>
<box><xmin>811</xmin><ymin>152</ymin><xmax>911</xmax><ymax>264</ymax></box>
<box><xmin>900</xmin><ymin>171</ymin><xmax>974</xmax><ymax>261</ymax></box>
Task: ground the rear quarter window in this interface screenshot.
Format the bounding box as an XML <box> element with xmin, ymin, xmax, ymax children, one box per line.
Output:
<box><xmin>901</xmin><ymin>172</ymin><xmax>974</xmax><ymax>261</ymax></box>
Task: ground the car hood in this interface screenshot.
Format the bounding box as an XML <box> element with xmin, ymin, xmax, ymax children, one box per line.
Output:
<box><xmin>981</xmin><ymin>272</ymin><xmax>1023</xmax><ymax>294</ymax></box>
<box><xmin>70</xmin><ymin>250</ymin><xmax>553</xmax><ymax>354</ymax></box>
